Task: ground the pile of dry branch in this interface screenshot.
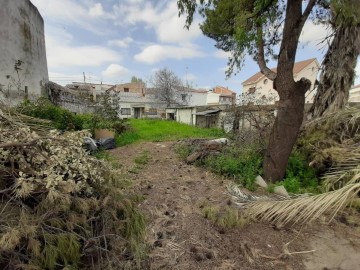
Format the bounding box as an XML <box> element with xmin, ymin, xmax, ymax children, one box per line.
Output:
<box><xmin>0</xmin><ymin>107</ymin><xmax>145</xmax><ymax>269</ymax></box>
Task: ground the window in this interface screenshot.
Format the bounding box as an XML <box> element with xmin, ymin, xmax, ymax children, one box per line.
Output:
<box><xmin>264</xmin><ymin>79</ymin><xmax>268</xmax><ymax>85</ymax></box>
<box><xmin>248</xmin><ymin>87</ymin><xmax>256</xmax><ymax>94</ymax></box>
<box><xmin>148</xmin><ymin>108</ymin><xmax>157</xmax><ymax>115</ymax></box>
<box><xmin>121</xmin><ymin>108</ymin><xmax>131</xmax><ymax>115</ymax></box>
<box><xmin>181</xmin><ymin>94</ymin><xmax>187</xmax><ymax>101</ymax></box>
<box><xmin>124</xmin><ymin>87</ymin><xmax>129</xmax><ymax>92</ymax></box>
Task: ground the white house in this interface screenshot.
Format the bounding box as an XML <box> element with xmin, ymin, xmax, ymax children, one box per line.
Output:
<box><xmin>242</xmin><ymin>58</ymin><xmax>319</xmax><ymax>104</ymax></box>
<box><xmin>207</xmin><ymin>86</ymin><xmax>237</xmax><ymax>105</ymax></box>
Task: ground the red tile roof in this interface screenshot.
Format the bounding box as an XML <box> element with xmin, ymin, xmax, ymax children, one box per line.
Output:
<box><xmin>351</xmin><ymin>84</ymin><xmax>360</xmax><ymax>89</ymax></box>
<box><xmin>242</xmin><ymin>58</ymin><xmax>317</xmax><ymax>85</ymax></box>
<box><xmin>213</xmin><ymin>86</ymin><xmax>236</xmax><ymax>95</ymax></box>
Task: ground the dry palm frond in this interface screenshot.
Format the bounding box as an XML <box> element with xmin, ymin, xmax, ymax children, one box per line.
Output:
<box><xmin>231</xmin><ymin>183</ymin><xmax>360</xmax><ymax>226</ymax></box>
<box><xmin>323</xmin><ymin>164</ymin><xmax>360</xmax><ymax>191</ymax></box>
<box><xmin>305</xmin><ymin>106</ymin><xmax>360</xmax><ymax>142</ymax></box>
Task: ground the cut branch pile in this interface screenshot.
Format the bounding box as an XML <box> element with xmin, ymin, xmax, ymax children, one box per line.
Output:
<box><xmin>0</xmin><ymin>107</ymin><xmax>145</xmax><ymax>269</ymax></box>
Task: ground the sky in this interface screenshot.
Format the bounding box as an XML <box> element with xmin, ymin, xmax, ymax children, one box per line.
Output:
<box><xmin>31</xmin><ymin>0</ymin><xmax>360</xmax><ymax>93</ymax></box>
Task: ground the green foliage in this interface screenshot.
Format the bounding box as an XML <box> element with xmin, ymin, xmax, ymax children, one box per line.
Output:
<box><xmin>178</xmin><ymin>0</ymin><xmax>284</xmax><ymax>76</ymax></box>
<box><xmin>17</xmin><ymin>98</ymin><xmax>92</xmax><ymax>130</ymax></box>
<box><xmin>17</xmin><ymin>98</ymin><xmax>128</xmax><ymax>135</ymax></box>
<box><xmin>115</xmin><ymin>119</ymin><xmax>225</xmax><ymax>146</ymax></box>
<box><xmin>202</xmin><ymin>145</ymin><xmax>263</xmax><ymax>190</ymax></box>
<box><xmin>272</xmin><ymin>152</ymin><xmax>319</xmax><ymax>193</ymax></box>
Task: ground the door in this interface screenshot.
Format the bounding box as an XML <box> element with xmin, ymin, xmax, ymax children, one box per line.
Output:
<box><xmin>134</xmin><ymin>108</ymin><xmax>140</xmax><ymax>119</ymax></box>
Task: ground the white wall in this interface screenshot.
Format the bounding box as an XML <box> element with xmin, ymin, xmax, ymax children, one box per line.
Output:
<box><xmin>0</xmin><ymin>0</ymin><xmax>48</xmax><ymax>102</ymax></box>
<box><xmin>187</xmin><ymin>91</ymin><xmax>207</xmax><ymax>106</ymax></box>
<box><xmin>176</xmin><ymin>108</ymin><xmax>194</xmax><ymax>125</ymax></box>
<box><xmin>242</xmin><ymin>60</ymin><xmax>318</xmax><ymax>104</ymax></box>
<box><xmin>207</xmin><ymin>92</ymin><xmax>220</xmax><ymax>104</ymax></box>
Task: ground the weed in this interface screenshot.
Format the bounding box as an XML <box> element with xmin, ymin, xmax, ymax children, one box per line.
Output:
<box><xmin>202</xmin><ymin>206</ymin><xmax>247</xmax><ymax>228</ymax></box>
<box><xmin>202</xmin><ymin>145</ymin><xmax>263</xmax><ymax>190</ymax></box>
<box><xmin>174</xmin><ymin>144</ymin><xmax>192</xmax><ymax>160</ymax></box>
<box><xmin>134</xmin><ymin>151</ymin><xmax>150</xmax><ymax>165</ymax></box>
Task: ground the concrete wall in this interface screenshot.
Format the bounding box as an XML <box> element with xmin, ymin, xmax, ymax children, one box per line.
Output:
<box><xmin>207</xmin><ymin>92</ymin><xmax>220</xmax><ymax>105</ymax></box>
<box><xmin>243</xmin><ymin>60</ymin><xmax>318</xmax><ymax>104</ymax></box>
<box><xmin>0</xmin><ymin>0</ymin><xmax>48</xmax><ymax>103</ymax></box>
<box><xmin>186</xmin><ymin>91</ymin><xmax>208</xmax><ymax>107</ymax></box>
<box><xmin>176</xmin><ymin>108</ymin><xmax>194</xmax><ymax>125</ymax></box>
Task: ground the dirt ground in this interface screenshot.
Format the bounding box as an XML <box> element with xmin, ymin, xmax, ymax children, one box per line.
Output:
<box><xmin>110</xmin><ymin>141</ymin><xmax>360</xmax><ymax>270</ymax></box>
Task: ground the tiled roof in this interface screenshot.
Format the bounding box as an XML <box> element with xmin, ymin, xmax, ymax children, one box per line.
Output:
<box><xmin>213</xmin><ymin>86</ymin><xmax>236</xmax><ymax>95</ymax></box>
<box><xmin>351</xmin><ymin>84</ymin><xmax>360</xmax><ymax>90</ymax></box>
<box><xmin>242</xmin><ymin>58</ymin><xmax>317</xmax><ymax>85</ymax></box>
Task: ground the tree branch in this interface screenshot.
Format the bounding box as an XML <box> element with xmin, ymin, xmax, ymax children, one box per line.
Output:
<box><xmin>300</xmin><ymin>0</ymin><xmax>317</xmax><ymax>27</ymax></box>
<box><xmin>0</xmin><ymin>137</ymin><xmax>54</xmax><ymax>149</ymax></box>
<box><xmin>257</xmin><ymin>26</ymin><xmax>277</xmax><ymax>81</ymax></box>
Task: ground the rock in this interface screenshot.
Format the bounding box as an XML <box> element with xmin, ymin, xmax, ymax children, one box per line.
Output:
<box><xmin>208</xmin><ymin>138</ymin><xmax>229</xmax><ymax>145</ymax></box>
<box><xmin>254</xmin><ymin>175</ymin><xmax>268</xmax><ymax>188</ymax></box>
<box><xmin>274</xmin><ymin>185</ymin><xmax>290</xmax><ymax>198</ymax></box>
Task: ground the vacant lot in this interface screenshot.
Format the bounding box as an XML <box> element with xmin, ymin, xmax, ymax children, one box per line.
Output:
<box><xmin>111</xmin><ymin>141</ymin><xmax>360</xmax><ymax>270</ymax></box>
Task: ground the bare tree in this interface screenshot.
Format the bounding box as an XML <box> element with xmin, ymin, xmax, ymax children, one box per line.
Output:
<box><xmin>151</xmin><ymin>68</ymin><xmax>184</xmax><ymax>107</ymax></box>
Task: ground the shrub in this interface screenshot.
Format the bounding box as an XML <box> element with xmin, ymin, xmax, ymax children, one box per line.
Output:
<box><xmin>282</xmin><ymin>151</ymin><xmax>318</xmax><ymax>193</ymax></box>
<box><xmin>202</xmin><ymin>145</ymin><xmax>263</xmax><ymax>190</ymax></box>
<box><xmin>17</xmin><ymin>98</ymin><xmax>129</xmax><ymax>136</ymax></box>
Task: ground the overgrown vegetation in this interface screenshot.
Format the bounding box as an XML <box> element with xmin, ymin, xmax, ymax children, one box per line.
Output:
<box><xmin>177</xmin><ymin>141</ymin><xmax>318</xmax><ymax>193</ymax></box>
<box><xmin>116</xmin><ymin>119</ymin><xmax>225</xmax><ymax>146</ymax></box>
<box><xmin>202</xmin><ymin>145</ymin><xmax>263</xmax><ymax>190</ymax></box>
<box><xmin>0</xmin><ymin>107</ymin><xmax>147</xmax><ymax>269</ymax></box>
<box><xmin>229</xmin><ymin>107</ymin><xmax>360</xmax><ymax>226</ymax></box>
<box><xmin>16</xmin><ymin>98</ymin><xmax>128</xmax><ymax>136</ymax></box>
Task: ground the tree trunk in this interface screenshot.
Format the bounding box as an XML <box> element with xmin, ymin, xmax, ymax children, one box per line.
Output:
<box><xmin>263</xmin><ymin>79</ymin><xmax>310</xmax><ymax>181</ymax></box>
<box><xmin>309</xmin><ymin>23</ymin><xmax>360</xmax><ymax>118</ymax></box>
<box><xmin>262</xmin><ymin>0</ymin><xmax>314</xmax><ymax>182</ymax></box>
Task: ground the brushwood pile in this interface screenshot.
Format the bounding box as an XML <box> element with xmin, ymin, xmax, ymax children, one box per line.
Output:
<box><xmin>0</xmin><ymin>107</ymin><xmax>145</xmax><ymax>269</ymax></box>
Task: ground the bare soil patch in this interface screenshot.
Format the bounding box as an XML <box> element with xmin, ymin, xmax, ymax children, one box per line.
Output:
<box><xmin>111</xmin><ymin>142</ymin><xmax>360</xmax><ymax>270</ymax></box>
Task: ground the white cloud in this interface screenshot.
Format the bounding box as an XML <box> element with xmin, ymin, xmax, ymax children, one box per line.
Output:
<box><xmin>300</xmin><ymin>22</ymin><xmax>330</xmax><ymax>48</ymax></box>
<box><xmin>108</xmin><ymin>37</ymin><xmax>134</xmax><ymax>48</ymax></box>
<box><xmin>102</xmin><ymin>64</ymin><xmax>130</xmax><ymax>79</ymax></box>
<box><xmin>112</xmin><ymin>1</ymin><xmax>201</xmax><ymax>44</ymax></box>
<box><xmin>134</xmin><ymin>44</ymin><xmax>204</xmax><ymax>64</ymax></box>
<box><xmin>48</xmin><ymin>72</ymin><xmax>86</xmax><ymax>86</ymax></box>
<box><xmin>89</xmin><ymin>3</ymin><xmax>105</xmax><ymax>17</ymax></box>
<box><xmin>45</xmin><ymin>28</ymin><xmax>122</xmax><ymax>69</ymax></box>
<box><xmin>32</xmin><ymin>0</ymin><xmax>111</xmax><ymax>34</ymax></box>
<box><xmin>214</xmin><ymin>50</ymin><xmax>232</xmax><ymax>59</ymax></box>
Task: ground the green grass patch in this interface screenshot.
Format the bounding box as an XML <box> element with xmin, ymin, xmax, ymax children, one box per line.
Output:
<box><xmin>115</xmin><ymin>119</ymin><xmax>225</xmax><ymax>146</ymax></box>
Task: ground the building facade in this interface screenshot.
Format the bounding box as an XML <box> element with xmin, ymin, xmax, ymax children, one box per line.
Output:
<box><xmin>0</xmin><ymin>0</ymin><xmax>48</xmax><ymax>103</ymax></box>
<box><xmin>242</xmin><ymin>58</ymin><xmax>319</xmax><ymax>104</ymax></box>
